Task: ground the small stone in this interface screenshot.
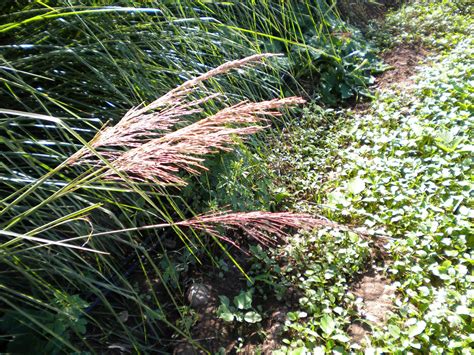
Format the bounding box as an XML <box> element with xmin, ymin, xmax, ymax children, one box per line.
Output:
<box><xmin>186</xmin><ymin>283</ymin><xmax>213</xmax><ymax>308</ymax></box>
<box><xmin>173</xmin><ymin>341</ymin><xmax>198</xmax><ymax>355</ymax></box>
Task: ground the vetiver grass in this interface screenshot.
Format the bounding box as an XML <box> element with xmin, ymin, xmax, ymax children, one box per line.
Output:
<box><xmin>1</xmin><ymin>54</ymin><xmax>325</xmax><ymax>352</ymax></box>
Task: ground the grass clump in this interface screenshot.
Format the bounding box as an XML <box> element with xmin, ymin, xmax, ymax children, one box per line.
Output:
<box><xmin>0</xmin><ymin>51</ymin><xmax>330</xmax><ymax>352</ymax></box>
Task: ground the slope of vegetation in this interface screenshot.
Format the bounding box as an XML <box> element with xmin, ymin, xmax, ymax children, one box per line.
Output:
<box><xmin>265</xmin><ymin>1</ymin><xmax>473</xmax><ymax>352</ymax></box>
<box><xmin>1</xmin><ymin>0</ymin><xmax>472</xmax><ymax>353</ymax></box>
<box><xmin>0</xmin><ymin>1</ymin><xmax>379</xmax><ymax>353</ymax></box>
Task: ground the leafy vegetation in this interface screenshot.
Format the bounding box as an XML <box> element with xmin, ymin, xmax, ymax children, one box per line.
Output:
<box><xmin>1</xmin><ymin>0</ymin><xmax>472</xmax><ymax>353</ymax></box>
<box><xmin>370</xmin><ymin>0</ymin><xmax>474</xmax><ymax>49</ymax></box>
<box><xmin>0</xmin><ymin>1</ymin><xmax>378</xmax><ymax>352</ymax></box>
<box><xmin>264</xmin><ymin>1</ymin><xmax>473</xmax><ymax>352</ymax></box>
<box><xmin>217</xmin><ymin>290</ymin><xmax>262</xmax><ymax>324</ymax></box>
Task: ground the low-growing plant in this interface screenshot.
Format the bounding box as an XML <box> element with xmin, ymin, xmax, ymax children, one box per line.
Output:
<box><xmin>267</xmin><ymin>35</ymin><xmax>473</xmax><ymax>354</ymax></box>
<box><xmin>368</xmin><ymin>0</ymin><xmax>474</xmax><ymax>50</ymax></box>
<box><xmin>217</xmin><ymin>290</ymin><xmax>263</xmax><ymax>325</ymax></box>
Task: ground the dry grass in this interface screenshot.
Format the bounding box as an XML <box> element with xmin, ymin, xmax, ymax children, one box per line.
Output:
<box><xmin>103</xmin><ymin>97</ymin><xmax>304</xmax><ymax>185</ymax></box>
<box><xmin>66</xmin><ymin>54</ymin><xmax>335</xmax><ymax>248</ymax></box>
<box><xmin>87</xmin><ymin>210</ymin><xmax>333</xmax><ymax>249</ymax></box>
<box><xmin>69</xmin><ymin>54</ymin><xmax>304</xmax><ymax>186</ymax></box>
<box><xmin>178</xmin><ymin>210</ymin><xmax>334</xmax><ymax>247</ymax></box>
<box><xmin>67</xmin><ymin>54</ymin><xmax>280</xmax><ymax>164</ymax></box>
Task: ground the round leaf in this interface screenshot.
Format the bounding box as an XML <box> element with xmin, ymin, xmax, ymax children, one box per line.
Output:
<box><xmin>408</xmin><ymin>320</ymin><xmax>426</xmax><ymax>338</ymax></box>
<box><xmin>244</xmin><ymin>311</ymin><xmax>262</xmax><ymax>324</ymax></box>
<box><xmin>347</xmin><ymin>177</ymin><xmax>366</xmax><ymax>195</ymax></box>
<box><xmin>320</xmin><ymin>314</ymin><xmax>335</xmax><ymax>335</ymax></box>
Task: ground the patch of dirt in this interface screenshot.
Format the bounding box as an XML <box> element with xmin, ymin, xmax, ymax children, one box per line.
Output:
<box><xmin>348</xmin><ymin>268</ymin><xmax>396</xmax><ymax>344</ymax></box>
<box><xmin>260</xmin><ymin>307</ymin><xmax>288</xmax><ymax>353</ymax></box>
<box><xmin>376</xmin><ymin>44</ymin><xmax>429</xmax><ymax>89</ymax></box>
<box><xmin>173</xmin><ymin>252</ymin><xmax>295</xmax><ymax>354</ymax></box>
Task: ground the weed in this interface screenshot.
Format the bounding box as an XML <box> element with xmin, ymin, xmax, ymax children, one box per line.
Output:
<box><xmin>267</xmin><ymin>34</ymin><xmax>473</xmax><ymax>355</ymax></box>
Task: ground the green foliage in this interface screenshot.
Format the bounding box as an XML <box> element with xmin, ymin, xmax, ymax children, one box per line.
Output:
<box><xmin>183</xmin><ymin>145</ymin><xmax>274</xmax><ymax>213</ymax></box>
<box><xmin>301</xmin><ymin>27</ymin><xmax>381</xmax><ymax>104</ymax></box>
<box><xmin>336</xmin><ymin>0</ymin><xmax>403</xmax><ymax>28</ymax></box>
<box><xmin>278</xmin><ymin>229</ymin><xmax>370</xmax><ymax>352</ymax></box>
<box><xmin>268</xmin><ymin>104</ymin><xmax>349</xmax><ymax>208</ymax></box>
<box><xmin>0</xmin><ymin>1</ymin><xmax>379</xmax><ymax>351</ymax></box>
<box><xmin>5</xmin><ymin>0</ymin><xmax>471</xmax><ymax>352</ymax></box>
<box><xmin>0</xmin><ymin>293</ymin><xmax>88</xmax><ymax>354</ymax></box>
<box><xmin>217</xmin><ymin>290</ymin><xmax>262</xmax><ymax>324</ymax></box>
<box><xmin>269</xmin><ymin>31</ymin><xmax>473</xmax><ymax>352</ymax></box>
<box><xmin>369</xmin><ymin>0</ymin><xmax>474</xmax><ymax>50</ymax></box>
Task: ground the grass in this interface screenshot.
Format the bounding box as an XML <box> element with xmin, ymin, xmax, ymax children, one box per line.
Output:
<box><xmin>0</xmin><ymin>54</ymin><xmax>314</xmax><ymax>353</ymax></box>
<box><xmin>2</xmin><ymin>0</ymin><xmax>471</xmax><ymax>352</ymax></box>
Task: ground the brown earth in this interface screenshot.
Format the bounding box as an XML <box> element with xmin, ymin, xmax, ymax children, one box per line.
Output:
<box><xmin>347</xmin><ymin>268</ymin><xmax>397</xmax><ymax>344</ymax></box>
<box><xmin>376</xmin><ymin>44</ymin><xmax>429</xmax><ymax>89</ymax></box>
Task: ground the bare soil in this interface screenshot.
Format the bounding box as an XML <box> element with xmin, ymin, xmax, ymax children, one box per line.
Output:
<box><xmin>347</xmin><ymin>268</ymin><xmax>396</xmax><ymax>344</ymax></box>
<box><xmin>376</xmin><ymin>44</ymin><xmax>429</xmax><ymax>89</ymax></box>
<box><xmin>174</xmin><ymin>253</ymin><xmax>293</xmax><ymax>354</ymax></box>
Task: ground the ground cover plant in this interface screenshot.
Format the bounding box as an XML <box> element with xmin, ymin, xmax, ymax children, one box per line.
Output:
<box><xmin>370</xmin><ymin>0</ymin><xmax>474</xmax><ymax>50</ymax></box>
<box><xmin>264</xmin><ymin>1</ymin><xmax>473</xmax><ymax>352</ymax></box>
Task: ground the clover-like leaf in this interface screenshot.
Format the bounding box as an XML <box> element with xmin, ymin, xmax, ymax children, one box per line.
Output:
<box><xmin>347</xmin><ymin>177</ymin><xmax>366</xmax><ymax>195</ymax></box>
<box><xmin>244</xmin><ymin>311</ymin><xmax>262</xmax><ymax>323</ymax></box>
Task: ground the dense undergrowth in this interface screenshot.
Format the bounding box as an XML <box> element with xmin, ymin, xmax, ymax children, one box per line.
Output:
<box><xmin>264</xmin><ymin>1</ymin><xmax>473</xmax><ymax>353</ymax></box>
<box><xmin>371</xmin><ymin>0</ymin><xmax>474</xmax><ymax>50</ymax></box>
<box><xmin>0</xmin><ymin>1</ymin><xmax>380</xmax><ymax>353</ymax></box>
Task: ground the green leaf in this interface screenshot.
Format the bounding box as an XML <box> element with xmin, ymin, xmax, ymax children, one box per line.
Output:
<box><xmin>217</xmin><ymin>299</ymin><xmax>234</xmax><ymax>322</ymax></box>
<box><xmin>327</xmin><ymin>190</ymin><xmax>350</xmax><ymax>207</ymax></box>
<box><xmin>388</xmin><ymin>324</ymin><xmax>401</xmax><ymax>339</ymax></box>
<box><xmin>298</xmin><ymin>311</ymin><xmax>308</xmax><ymax>318</ymax></box>
<box><xmin>244</xmin><ymin>311</ymin><xmax>262</xmax><ymax>323</ymax></box>
<box><xmin>339</xmin><ymin>83</ymin><xmax>353</xmax><ymax>99</ymax></box>
<box><xmin>219</xmin><ymin>312</ymin><xmax>235</xmax><ymax>322</ymax></box>
<box><xmin>219</xmin><ymin>295</ymin><xmax>230</xmax><ymax>308</ymax></box>
<box><xmin>331</xmin><ymin>333</ymin><xmax>350</xmax><ymax>342</ymax></box>
<box><xmin>347</xmin><ymin>177</ymin><xmax>366</xmax><ymax>195</ymax></box>
<box><xmin>287</xmin><ymin>312</ymin><xmax>298</xmax><ymax>321</ymax></box>
<box><xmin>320</xmin><ymin>314</ymin><xmax>335</xmax><ymax>335</ymax></box>
<box><xmin>233</xmin><ymin>291</ymin><xmax>252</xmax><ymax>310</ymax></box>
<box><xmin>408</xmin><ymin>320</ymin><xmax>426</xmax><ymax>338</ymax></box>
<box><xmin>455</xmin><ymin>305</ymin><xmax>471</xmax><ymax>316</ymax></box>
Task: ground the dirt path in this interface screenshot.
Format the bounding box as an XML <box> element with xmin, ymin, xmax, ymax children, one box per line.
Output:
<box><xmin>347</xmin><ymin>43</ymin><xmax>428</xmax><ymax>344</ymax></box>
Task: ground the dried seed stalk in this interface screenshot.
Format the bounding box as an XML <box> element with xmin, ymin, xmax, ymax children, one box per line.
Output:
<box><xmin>177</xmin><ymin>210</ymin><xmax>333</xmax><ymax>247</ymax></box>
<box><xmin>104</xmin><ymin>97</ymin><xmax>304</xmax><ymax>185</ymax></box>
<box><xmin>67</xmin><ymin>54</ymin><xmax>279</xmax><ymax>164</ymax></box>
